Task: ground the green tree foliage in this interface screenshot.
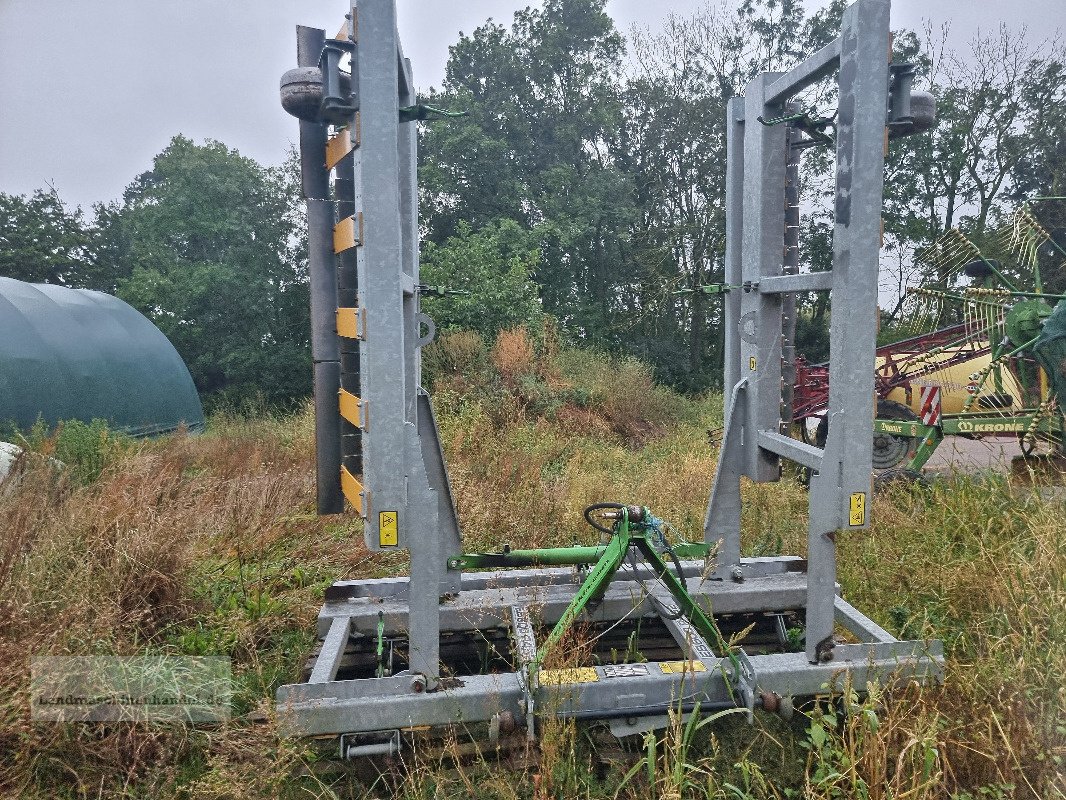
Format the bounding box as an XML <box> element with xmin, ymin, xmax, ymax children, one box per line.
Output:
<box><xmin>420</xmin><ymin>0</ymin><xmax>633</xmax><ymax>347</ymax></box>
<box><xmin>420</xmin><ymin>219</ymin><xmax>541</xmax><ymax>338</ymax></box>
<box><xmin>419</xmin><ymin>0</ymin><xmax>858</xmax><ymax>388</ymax></box>
<box><xmin>942</xmin><ymin>32</ymin><xmax>1065</xmax><ymax>234</ymax></box>
<box><xmin>879</xmin><ymin>30</ymin><xmax>1066</xmax><ymax>297</ymax></box>
<box><xmin>624</xmin><ymin>11</ymin><xmax>735</xmax><ymax>386</ymax></box>
<box><xmin>93</xmin><ymin>136</ymin><xmax>310</xmax><ymax>408</ymax></box>
<box><xmin>1011</xmin><ymin>58</ymin><xmax>1066</xmax><ymax>201</ymax></box>
<box><xmin>418</xmin><ymin>0</ymin><xmax>1066</xmax><ymax>381</ymax></box>
<box><xmin>0</xmin><ymin>188</ymin><xmax>92</xmax><ymax>285</ymax></box>
<box><xmin>1010</xmin><ymin>60</ymin><xmax>1066</xmax><ymax>294</ymax></box>
<box><xmin>620</xmin><ymin>0</ymin><xmax>847</xmax><ymax>386</ymax></box>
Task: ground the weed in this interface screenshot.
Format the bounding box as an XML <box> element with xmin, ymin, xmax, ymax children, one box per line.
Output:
<box><xmin>614</xmin><ymin>703</ymin><xmax>750</xmax><ymax>799</ymax></box>
<box><xmin>423</xmin><ymin>329</ymin><xmax>489</xmax><ymax>388</ymax></box>
<box><xmin>492</xmin><ymin>327</ymin><xmax>537</xmax><ymax>385</ymax></box>
<box><xmin>17</xmin><ymin>416</ymin><xmax>131</xmax><ymax>484</ymax></box>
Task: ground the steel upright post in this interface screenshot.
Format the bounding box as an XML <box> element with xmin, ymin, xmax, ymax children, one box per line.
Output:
<box><xmin>705</xmin><ymin>0</ymin><xmax>890</xmax><ymax>661</ymax></box>
<box><xmin>354</xmin><ymin>0</ymin><xmax>409</xmax><ymax>552</ymax></box>
<box><xmin>722</xmin><ymin>97</ymin><xmax>745</xmax><ymax>402</ymax></box>
<box><xmin>804</xmin><ymin>0</ymin><xmax>887</xmax><ymax>664</ymax></box>
<box><xmin>398</xmin><ymin>58</ymin><xmax>419</xmax><ymax>428</ymax></box>
<box><xmin>781</xmin><ymin>115</ymin><xmax>801</xmax><ymax>431</ymax></box>
<box><xmin>740</xmin><ymin>72</ymin><xmax>787</xmax><ymax>483</ymax></box>
<box><xmin>351</xmin><ymin>0</ymin><xmax>445</xmax><ymax>679</ymax></box>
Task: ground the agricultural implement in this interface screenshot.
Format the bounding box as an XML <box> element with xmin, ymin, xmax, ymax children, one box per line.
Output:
<box><xmin>276</xmin><ymin>0</ymin><xmax>942</xmax><ymax>759</ymax></box>
<box><xmin>793</xmin><ymin>203</ymin><xmax>1066</xmax><ymax>476</ymax></box>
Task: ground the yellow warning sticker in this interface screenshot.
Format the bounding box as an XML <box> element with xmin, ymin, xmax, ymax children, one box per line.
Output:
<box><xmin>749</xmin><ymin>356</ymin><xmax>757</xmax><ymax>371</ymax></box>
<box><xmin>379</xmin><ymin>511</ymin><xmax>398</xmax><ymax>546</ymax></box>
<box><xmin>659</xmin><ymin>660</ymin><xmax>708</xmax><ymax>674</ymax></box>
<box><xmin>539</xmin><ymin>667</ymin><xmax>599</xmax><ymax>685</ymax></box>
<box><xmin>848</xmin><ymin>492</ymin><xmax>866</xmax><ymax>526</ymax></box>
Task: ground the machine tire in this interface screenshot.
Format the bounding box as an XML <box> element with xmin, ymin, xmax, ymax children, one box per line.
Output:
<box><xmin>814</xmin><ymin>399</ymin><xmax>918</xmax><ymax>470</ymax></box>
<box><xmin>871</xmin><ymin>400</ymin><xmax>920</xmax><ymax>470</ymax></box>
<box><xmin>874</xmin><ymin>468</ymin><xmax>929</xmax><ymax>492</ymax></box>
<box><xmin>814</xmin><ymin>414</ymin><xmax>829</xmax><ymax>448</ymax></box>
<box><xmin>799</xmin><ymin>416</ymin><xmax>820</xmax><ymax>445</ymax></box>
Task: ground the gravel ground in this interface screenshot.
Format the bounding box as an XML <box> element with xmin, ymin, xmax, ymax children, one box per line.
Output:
<box><xmin>920</xmin><ymin>435</ymin><xmax>1065</xmax><ymax>501</ymax></box>
<box><xmin>923</xmin><ymin>435</ymin><xmax>1029</xmax><ymax>475</ymax></box>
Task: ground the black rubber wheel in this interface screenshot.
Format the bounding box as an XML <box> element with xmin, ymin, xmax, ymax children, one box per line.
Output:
<box><xmin>815</xmin><ymin>414</ymin><xmax>829</xmax><ymax>448</ymax></box>
<box><xmin>814</xmin><ymin>399</ymin><xmax>918</xmax><ymax>470</ymax></box>
<box><xmin>799</xmin><ymin>416</ymin><xmax>821</xmax><ymax>445</ymax></box>
<box><xmin>795</xmin><ymin>415</ymin><xmax>832</xmax><ymax>490</ymax></box>
<box><xmin>871</xmin><ymin>399</ymin><xmax>920</xmax><ymax>470</ymax></box>
<box><xmin>790</xmin><ymin>418</ymin><xmax>820</xmax><ymax>488</ymax></box>
<box><xmin>873</xmin><ymin>468</ymin><xmax>929</xmax><ymax>492</ymax></box>
<box><xmin>583</xmin><ymin>502</ymin><xmax>626</xmax><ymax>535</ymax></box>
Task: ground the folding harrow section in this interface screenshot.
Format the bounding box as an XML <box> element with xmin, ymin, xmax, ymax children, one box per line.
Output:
<box><xmin>277</xmin><ymin>0</ymin><xmax>944</xmax><ymax>758</ymax></box>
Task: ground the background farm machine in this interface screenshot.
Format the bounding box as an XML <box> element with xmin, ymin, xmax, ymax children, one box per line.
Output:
<box><xmin>792</xmin><ymin>201</ymin><xmax>1066</xmax><ymax>479</ymax></box>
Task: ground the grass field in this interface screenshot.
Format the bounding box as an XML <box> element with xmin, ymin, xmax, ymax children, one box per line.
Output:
<box><xmin>0</xmin><ymin>327</ymin><xmax>1063</xmax><ymax>799</ymax></box>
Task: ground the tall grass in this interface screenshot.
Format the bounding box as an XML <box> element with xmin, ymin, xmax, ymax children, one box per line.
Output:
<box><xmin>0</xmin><ymin>328</ymin><xmax>1062</xmax><ymax>798</ymax></box>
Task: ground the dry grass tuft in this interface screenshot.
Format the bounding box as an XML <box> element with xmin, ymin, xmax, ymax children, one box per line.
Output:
<box><xmin>492</xmin><ymin>327</ymin><xmax>537</xmax><ymax>386</ymax></box>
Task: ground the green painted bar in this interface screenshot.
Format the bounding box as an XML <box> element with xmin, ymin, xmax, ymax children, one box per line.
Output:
<box><xmin>672</xmin><ymin>542</ymin><xmax>713</xmax><ymax>559</ymax></box>
<box><xmin>941</xmin><ymin>415</ymin><xmax>1060</xmax><ymax>435</ymax></box>
<box><xmin>453</xmin><ymin>540</ymin><xmax>713</xmax><ymax>570</ymax></box>
<box><xmin>907</xmin><ymin>427</ymin><xmax>943</xmax><ymax>471</ymax></box>
<box><xmin>453</xmin><ymin>546</ymin><xmax>607</xmax><ymax>569</ymax></box>
<box><xmin>873</xmin><ymin>414</ymin><xmax>1062</xmax><ymax>439</ymax></box>
<box><xmin>874</xmin><ymin>419</ymin><xmax>931</xmax><ymax>438</ymax></box>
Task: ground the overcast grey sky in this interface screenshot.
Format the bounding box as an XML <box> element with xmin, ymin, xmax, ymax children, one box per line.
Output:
<box><xmin>0</xmin><ymin>0</ymin><xmax>1061</xmax><ymax>212</ymax></box>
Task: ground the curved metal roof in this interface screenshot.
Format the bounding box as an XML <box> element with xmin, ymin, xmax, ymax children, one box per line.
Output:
<box><xmin>0</xmin><ymin>277</ymin><xmax>204</xmax><ymax>436</ymax></box>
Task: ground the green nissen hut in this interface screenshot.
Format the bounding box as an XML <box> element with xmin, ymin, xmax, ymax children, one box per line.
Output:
<box><xmin>0</xmin><ymin>277</ymin><xmax>204</xmax><ymax>436</ymax></box>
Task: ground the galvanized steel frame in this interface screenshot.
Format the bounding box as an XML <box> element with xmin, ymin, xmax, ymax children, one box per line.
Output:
<box><xmin>277</xmin><ymin>555</ymin><xmax>943</xmax><ymax>738</ymax></box>
<box><xmin>708</xmin><ymin>0</ymin><xmax>898</xmax><ymax>665</ymax></box>
<box><xmin>295</xmin><ymin>0</ymin><xmax>464</xmax><ymax>680</ymax></box>
<box><xmin>279</xmin><ymin>0</ymin><xmax>943</xmax><ymax>748</ymax></box>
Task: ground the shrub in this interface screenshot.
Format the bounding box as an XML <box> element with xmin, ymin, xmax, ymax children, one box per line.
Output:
<box><xmin>422</xmin><ymin>329</ymin><xmax>489</xmax><ymax>387</ymax></box>
<box><xmin>21</xmin><ymin>417</ymin><xmax>129</xmax><ymax>484</ymax></box>
<box><xmin>419</xmin><ymin>219</ymin><xmax>543</xmax><ymax>338</ymax></box>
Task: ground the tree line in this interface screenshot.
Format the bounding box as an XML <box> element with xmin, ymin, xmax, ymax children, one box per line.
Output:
<box><xmin>1</xmin><ymin>0</ymin><xmax>1063</xmax><ymax>407</ymax></box>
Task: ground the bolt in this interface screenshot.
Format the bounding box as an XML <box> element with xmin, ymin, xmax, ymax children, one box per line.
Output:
<box><xmin>410</xmin><ymin>674</ymin><xmax>427</xmax><ymax>693</ymax></box>
<box><xmin>731</xmin><ymin>566</ymin><xmax>744</xmax><ymax>582</ymax></box>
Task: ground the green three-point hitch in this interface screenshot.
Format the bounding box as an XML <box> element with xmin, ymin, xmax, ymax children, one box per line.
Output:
<box><xmin>451</xmin><ymin>503</ymin><xmax>743</xmax><ymax>689</ymax></box>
